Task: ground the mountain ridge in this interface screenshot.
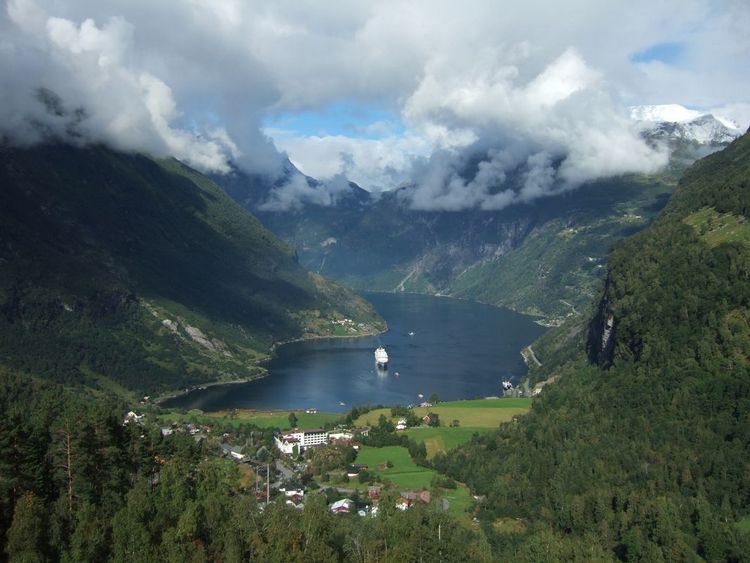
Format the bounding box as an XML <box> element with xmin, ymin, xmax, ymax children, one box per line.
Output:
<box><xmin>0</xmin><ymin>143</ymin><xmax>384</xmax><ymax>396</ymax></box>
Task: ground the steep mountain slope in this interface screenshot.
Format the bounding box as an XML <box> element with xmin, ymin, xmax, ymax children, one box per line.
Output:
<box><xmin>218</xmin><ymin>165</ymin><xmax>678</xmax><ymax>324</ymax></box>
<box><xmin>0</xmin><ymin>144</ymin><xmax>383</xmax><ymax>396</ymax></box>
<box><xmin>434</xmin><ymin>133</ymin><xmax>750</xmax><ymax>560</ymax></box>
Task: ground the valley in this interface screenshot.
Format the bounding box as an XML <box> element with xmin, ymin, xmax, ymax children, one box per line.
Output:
<box><xmin>1</xmin><ymin>2</ymin><xmax>749</xmax><ymax>560</ymax></box>
<box><xmin>218</xmin><ymin>160</ymin><xmax>683</xmax><ymax>325</ymax></box>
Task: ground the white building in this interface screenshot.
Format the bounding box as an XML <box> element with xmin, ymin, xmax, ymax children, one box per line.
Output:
<box><xmin>123</xmin><ymin>411</ymin><xmax>144</xmax><ymax>425</ymax></box>
<box><xmin>275</xmin><ymin>428</ymin><xmax>329</xmax><ymax>455</ymax></box>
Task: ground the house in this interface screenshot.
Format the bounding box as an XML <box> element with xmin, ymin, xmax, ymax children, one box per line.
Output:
<box><xmin>220</xmin><ymin>444</ymin><xmax>247</xmax><ymax>462</ymax></box>
<box><xmin>283</xmin><ymin>489</ymin><xmax>305</xmax><ymax>506</ymax></box>
<box><xmin>330</xmin><ymin>498</ymin><xmax>354</xmax><ymax>514</ymax></box>
<box><xmin>274</xmin><ymin>434</ymin><xmax>300</xmax><ymax>455</ymax></box>
<box><xmin>367</xmin><ymin>486</ymin><xmax>381</xmax><ymax>501</ymax></box>
<box><xmin>305</xmin><ymin>408</ymin><xmax>318</xmax><ymax>414</ymax></box>
<box><xmin>328</xmin><ymin>431</ymin><xmax>354</xmax><ymax>443</ymax></box>
<box><xmin>419</xmin><ymin>402</ymin><xmax>432</xmax><ymax>408</ymax></box>
<box><xmin>283</xmin><ymin>488</ymin><xmax>305</xmax><ymax>497</ymax></box>
<box><xmin>398</xmin><ymin>490</ymin><xmax>432</xmax><ymax>510</ymax></box>
<box><xmin>347</xmin><ymin>464</ymin><xmax>368</xmax><ymax>478</ymax></box>
<box><xmin>160</xmin><ymin>426</ymin><xmax>174</xmax><ymax>437</ymax></box>
<box><xmin>396</xmin><ymin>419</ymin><xmax>407</xmax><ymax>431</ymax></box>
<box><xmin>123</xmin><ymin>411</ymin><xmax>144</xmax><ymax>425</ymax></box>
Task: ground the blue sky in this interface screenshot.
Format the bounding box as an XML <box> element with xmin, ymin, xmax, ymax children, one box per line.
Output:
<box><xmin>630</xmin><ymin>42</ymin><xmax>686</xmax><ymax>65</ymax></box>
<box><xmin>264</xmin><ymin>100</ymin><xmax>405</xmax><ymax>140</ymax></box>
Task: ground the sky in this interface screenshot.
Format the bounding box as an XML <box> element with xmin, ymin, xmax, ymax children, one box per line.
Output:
<box><xmin>1</xmin><ymin>0</ymin><xmax>749</xmax><ymax>211</ymax></box>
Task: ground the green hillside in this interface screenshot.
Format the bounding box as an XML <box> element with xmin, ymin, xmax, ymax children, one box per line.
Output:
<box><xmin>433</xmin><ymin>133</ymin><xmax>750</xmax><ymax>560</ymax></box>
<box><xmin>0</xmin><ymin>144</ymin><xmax>384</xmax><ymax>396</ymax></box>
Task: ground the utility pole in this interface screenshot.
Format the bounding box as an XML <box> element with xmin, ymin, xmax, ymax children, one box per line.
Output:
<box><xmin>438</xmin><ymin>522</ymin><xmax>442</xmax><ymax>562</ymax></box>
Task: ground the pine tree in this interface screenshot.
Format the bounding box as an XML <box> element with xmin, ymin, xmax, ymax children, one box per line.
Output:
<box><xmin>5</xmin><ymin>492</ymin><xmax>48</xmax><ymax>563</ymax></box>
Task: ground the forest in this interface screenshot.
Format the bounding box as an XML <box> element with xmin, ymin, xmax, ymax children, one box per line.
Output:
<box><xmin>0</xmin><ymin>369</ymin><xmax>492</xmax><ymax>562</ymax></box>
<box><xmin>432</xmin><ymin>133</ymin><xmax>750</xmax><ymax>560</ymax></box>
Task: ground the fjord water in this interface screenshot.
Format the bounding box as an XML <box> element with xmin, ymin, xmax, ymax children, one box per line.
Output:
<box><xmin>164</xmin><ymin>293</ymin><xmax>546</xmax><ymax>412</ymax></box>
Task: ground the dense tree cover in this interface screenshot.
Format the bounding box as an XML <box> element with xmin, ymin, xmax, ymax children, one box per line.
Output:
<box><xmin>433</xmin><ymin>134</ymin><xmax>750</xmax><ymax>560</ymax></box>
<box><xmin>0</xmin><ymin>370</ymin><xmax>491</xmax><ymax>561</ymax></box>
<box><xmin>0</xmin><ymin>144</ymin><xmax>383</xmax><ymax>395</ymax></box>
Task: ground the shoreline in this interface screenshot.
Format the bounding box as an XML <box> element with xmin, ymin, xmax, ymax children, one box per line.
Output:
<box><xmin>269</xmin><ymin>326</ymin><xmax>386</xmax><ymax>352</ymax></box>
<box><xmin>157</xmin><ymin>326</ymin><xmax>387</xmax><ymax>407</ymax></box>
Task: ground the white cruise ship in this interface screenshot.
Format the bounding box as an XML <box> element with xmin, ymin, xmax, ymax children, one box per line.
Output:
<box><xmin>374</xmin><ymin>346</ymin><xmax>389</xmax><ymax>368</ymax></box>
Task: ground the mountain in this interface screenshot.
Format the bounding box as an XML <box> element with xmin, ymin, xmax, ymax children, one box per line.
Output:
<box><xmin>215</xmin><ymin>162</ymin><xmax>680</xmax><ymax>325</ymax></box>
<box><xmin>212</xmin><ymin>106</ymin><xmax>743</xmax><ymax>326</ymax></box>
<box><xmin>0</xmin><ymin>144</ymin><xmax>384</xmax><ymax>396</ymax></box>
<box><xmin>433</xmin><ymin>132</ymin><xmax>750</xmax><ymax>559</ymax></box>
<box><xmin>631</xmin><ymin>103</ymin><xmax>743</xmax><ymax>146</ymax></box>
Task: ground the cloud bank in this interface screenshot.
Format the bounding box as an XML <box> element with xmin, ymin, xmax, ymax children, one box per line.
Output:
<box><xmin>1</xmin><ymin>0</ymin><xmax>749</xmax><ymax>211</ymax></box>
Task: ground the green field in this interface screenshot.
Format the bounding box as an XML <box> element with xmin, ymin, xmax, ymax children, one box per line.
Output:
<box><xmin>355</xmin><ymin>445</ymin><xmax>436</xmax><ymax>489</ymax></box>
<box><xmin>354</xmin><ymin>397</ymin><xmax>532</xmax><ymax>428</ymax></box>
<box><xmin>684</xmin><ymin>207</ymin><xmax>750</xmax><ymax>248</ymax></box>
<box><xmin>403</xmin><ymin>426</ymin><xmax>483</xmax><ymax>458</ymax></box>
<box><xmin>160</xmin><ymin>409</ymin><xmax>341</xmax><ymax>430</ymax></box>
<box><xmin>738</xmin><ymin>515</ymin><xmax>750</xmax><ymax>532</ymax></box>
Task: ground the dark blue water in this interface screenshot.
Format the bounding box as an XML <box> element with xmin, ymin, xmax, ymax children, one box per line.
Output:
<box><xmin>163</xmin><ymin>293</ymin><xmax>546</xmax><ymax>412</ymax></box>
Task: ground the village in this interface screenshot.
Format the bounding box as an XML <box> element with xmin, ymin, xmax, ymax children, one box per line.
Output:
<box><xmin>123</xmin><ymin>403</ymin><xmax>460</xmax><ymax>518</ymax></box>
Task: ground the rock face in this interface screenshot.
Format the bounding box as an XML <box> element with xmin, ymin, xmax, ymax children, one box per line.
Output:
<box><xmin>586</xmin><ymin>281</ymin><xmax>616</xmax><ymax>368</ymax></box>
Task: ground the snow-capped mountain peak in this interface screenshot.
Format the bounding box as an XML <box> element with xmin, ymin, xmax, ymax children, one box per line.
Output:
<box><xmin>630</xmin><ymin>104</ymin><xmax>742</xmax><ymax>146</ymax></box>
<box><xmin>630</xmin><ymin>104</ymin><xmax>704</xmax><ymax>124</ymax></box>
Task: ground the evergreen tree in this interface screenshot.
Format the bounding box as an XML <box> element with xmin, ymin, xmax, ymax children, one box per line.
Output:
<box><xmin>5</xmin><ymin>492</ymin><xmax>48</xmax><ymax>563</ymax></box>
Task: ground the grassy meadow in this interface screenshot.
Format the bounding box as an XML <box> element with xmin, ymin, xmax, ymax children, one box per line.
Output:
<box><xmin>402</xmin><ymin>426</ymin><xmax>483</xmax><ymax>458</ymax></box>
<box><xmin>684</xmin><ymin>207</ymin><xmax>750</xmax><ymax>248</ymax></box>
<box><xmin>355</xmin><ymin>445</ymin><xmax>436</xmax><ymax>489</ymax></box>
<box><xmin>354</xmin><ymin>397</ymin><xmax>531</xmax><ymax>428</ymax></box>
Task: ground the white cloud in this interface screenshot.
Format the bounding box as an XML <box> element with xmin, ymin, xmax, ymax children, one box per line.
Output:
<box><xmin>259</xmin><ymin>172</ymin><xmax>355</xmax><ymax>212</ymax></box>
<box><xmin>0</xmin><ymin>0</ymin><xmax>747</xmax><ymax>211</ymax></box>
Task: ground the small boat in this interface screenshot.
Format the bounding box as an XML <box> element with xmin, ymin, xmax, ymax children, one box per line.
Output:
<box><xmin>418</xmin><ymin>393</ymin><xmax>424</xmax><ymax>399</ymax></box>
<box><xmin>408</xmin><ymin>331</ymin><xmax>415</xmax><ymax>336</ymax></box>
<box><xmin>394</xmin><ymin>372</ymin><xmax>400</xmax><ymax>377</ymax></box>
<box><xmin>339</xmin><ymin>401</ymin><xmax>346</xmax><ymax>406</ymax></box>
